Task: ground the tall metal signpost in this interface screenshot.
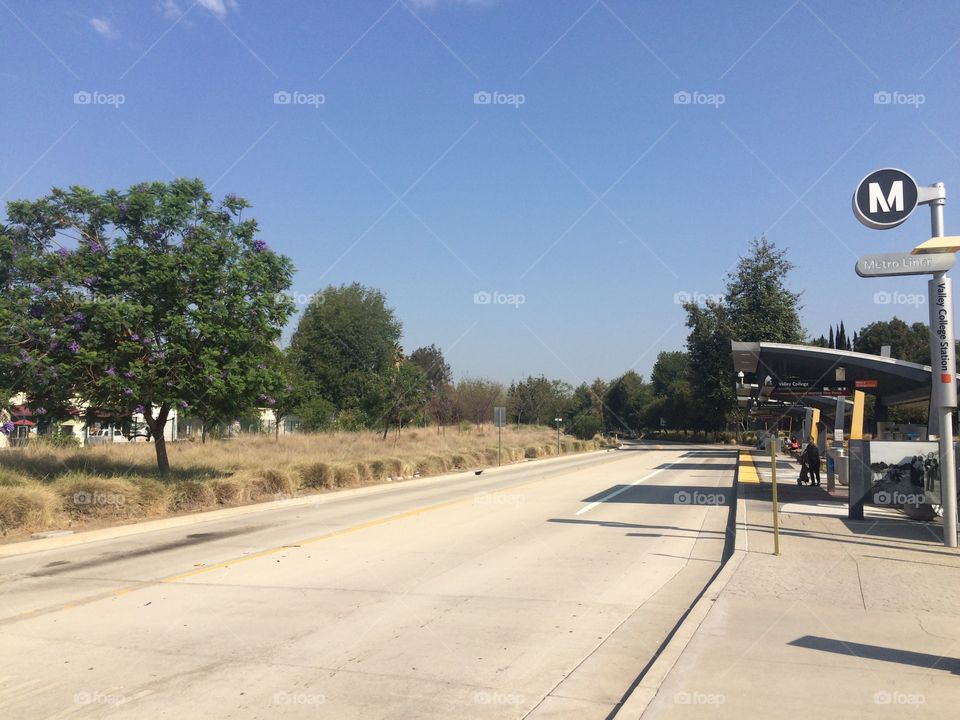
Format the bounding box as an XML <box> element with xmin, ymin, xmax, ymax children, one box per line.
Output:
<box><xmin>494</xmin><ymin>406</ymin><xmax>506</xmax><ymax>466</ymax></box>
<box><xmin>853</xmin><ymin>168</ymin><xmax>958</xmax><ymax>548</ymax></box>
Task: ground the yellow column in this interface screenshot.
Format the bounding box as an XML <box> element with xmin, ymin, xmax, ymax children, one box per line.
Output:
<box><xmin>810</xmin><ymin>408</ymin><xmax>821</xmax><ymax>443</ymax></box>
<box><xmin>849</xmin><ymin>390</ymin><xmax>865</xmax><ymax>440</ymax></box>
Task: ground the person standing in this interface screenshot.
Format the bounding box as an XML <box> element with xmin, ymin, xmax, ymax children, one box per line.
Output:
<box><xmin>802</xmin><ymin>436</ymin><xmax>821</xmax><ymax>487</ymax></box>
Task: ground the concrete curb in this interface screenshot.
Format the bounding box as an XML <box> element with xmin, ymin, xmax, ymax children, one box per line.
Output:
<box><xmin>0</xmin><ymin>448</ymin><xmax>613</xmax><ymax>558</ymax></box>
<box><xmin>611</xmin><ymin>449</ymin><xmax>747</xmax><ymax>719</ymax></box>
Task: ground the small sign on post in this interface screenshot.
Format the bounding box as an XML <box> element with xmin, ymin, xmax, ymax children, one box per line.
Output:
<box><xmin>494</xmin><ymin>406</ymin><xmax>506</xmax><ymax>466</ymax></box>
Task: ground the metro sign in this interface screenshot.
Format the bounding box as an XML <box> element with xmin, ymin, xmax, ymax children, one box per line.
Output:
<box><xmin>853</xmin><ymin>168</ymin><xmax>919</xmax><ymax>229</ymax></box>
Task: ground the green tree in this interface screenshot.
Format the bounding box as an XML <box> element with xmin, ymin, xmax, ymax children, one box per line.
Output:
<box><xmin>0</xmin><ymin>179</ymin><xmax>294</xmax><ymax>472</ymax></box>
<box><xmin>603</xmin><ymin>371</ymin><xmax>651</xmax><ymax>433</ymax></box>
<box><xmin>367</xmin><ymin>361</ymin><xmax>430</xmax><ymax>438</ymax></box>
<box><xmin>854</xmin><ymin>318</ymin><xmax>929</xmax><ymax>364</ymax></box>
<box><xmin>683</xmin><ymin>236</ymin><xmax>803</xmax><ymax>429</ymax></box>
<box><xmin>725</xmin><ymin>235</ymin><xmax>804</xmax><ymax>344</ymax></box>
<box><xmin>453</xmin><ymin>378</ymin><xmax>504</xmax><ymax>426</ymax></box>
<box><xmin>507</xmin><ymin>375</ymin><xmax>554</xmax><ymax>425</ymax></box>
<box><xmin>650</xmin><ymin>351</ymin><xmax>689</xmax><ymax>396</ymax></box>
<box><xmin>683</xmin><ymin>300</ymin><xmax>736</xmax><ymax>430</ymax></box>
<box><xmin>409</xmin><ymin>344</ymin><xmax>452</xmax><ymax>387</ymax></box>
<box><xmin>288</xmin><ymin>283</ymin><xmax>401</xmax><ymax>414</ymax></box>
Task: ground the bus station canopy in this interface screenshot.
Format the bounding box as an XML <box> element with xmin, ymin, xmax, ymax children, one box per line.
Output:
<box><xmin>730</xmin><ymin>341</ymin><xmax>954</xmax><ymax>408</ymax></box>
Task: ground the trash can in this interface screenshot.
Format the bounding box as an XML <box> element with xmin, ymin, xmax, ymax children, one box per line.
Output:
<box><xmin>826</xmin><ymin>446</ymin><xmax>848</xmax><ymax>491</ymax></box>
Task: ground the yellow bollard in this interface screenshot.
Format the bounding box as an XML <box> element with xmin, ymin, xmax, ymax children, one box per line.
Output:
<box><xmin>770</xmin><ymin>435</ymin><xmax>781</xmax><ymax>556</ymax></box>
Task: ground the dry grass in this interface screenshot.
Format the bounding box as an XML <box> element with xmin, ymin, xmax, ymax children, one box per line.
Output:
<box><xmin>0</xmin><ymin>425</ymin><xmax>600</xmax><ymax>537</ymax></box>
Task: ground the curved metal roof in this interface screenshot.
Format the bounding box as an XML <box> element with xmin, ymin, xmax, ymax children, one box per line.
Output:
<box><xmin>731</xmin><ymin>341</ymin><xmax>948</xmax><ymax>407</ymax></box>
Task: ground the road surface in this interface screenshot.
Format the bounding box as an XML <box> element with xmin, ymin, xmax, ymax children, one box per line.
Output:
<box><xmin>0</xmin><ymin>443</ymin><xmax>736</xmax><ymax>719</ymax></box>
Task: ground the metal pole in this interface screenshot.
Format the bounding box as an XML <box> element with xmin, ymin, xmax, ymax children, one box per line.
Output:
<box><xmin>498</xmin><ymin>425</ymin><xmax>501</xmax><ymax>467</ymax></box>
<box><xmin>929</xmin><ymin>188</ymin><xmax>958</xmax><ymax>547</ymax></box>
<box><xmin>771</xmin><ymin>434</ymin><xmax>780</xmax><ymax>555</ymax></box>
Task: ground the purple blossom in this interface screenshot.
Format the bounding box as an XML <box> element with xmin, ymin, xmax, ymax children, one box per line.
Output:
<box><xmin>118</xmin><ymin>202</ymin><xmax>129</xmax><ymax>216</ymax></box>
<box><xmin>28</xmin><ymin>305</ymin><xmax>42</xmax><ymax>319</ymax></box>
<box><xmin>49</xmin><ymin>339</ymin><xmax>60</xmax><ymax>351</ymax></box>
<box><xmin>124</xmin><ymin>388</ymin><xmax>133</xmax><ymax>396</ymax></box>
<box><xmin>34</xmin><ymin>407</ymin><xmax>46</xmax><ymax>416</ymax></box>
<box><xmin>82</xmin><ymin>276</ymin><xmax>98</xmax><ymax>287</ymax></box>
<box><xmin>31</xmin><ymin>287</ymin><xmax>42</xmax><ymax>295</ymax></box>
<box><xmin>252</xmin><ymin>239</ymin><xmax>268</xmax><ymax>253</ymax></box>
<box><xmin>56</xmin><ymin>248</ymin><xmax>72</xmax><ymax>257</ymax></box>
<box><xmin>0</xmin><ymin>421</ymin><xmax>14</xmax><ymax>435</ymax></box>
<box><xmin>88</xmin><ymin>241</ymin><xmax>106</xmax><ymax>254</ymax></box>
<box><xmin>69</xmin><ymin>311</ymin><xmax>86</xmax><ymax>325</ymax></box>
<box><xmin>68</xmin><ymin>341</ymin><xmax>80</xmax><ymax>354</ymax></box>
<box><xmin>179</xmin><ymin>400</ymin><xmax>189</xmax><ymax>409</ymax></box>
<box><xmin>133</xmin><ymin>404</ymin><xmax>145</xmax><ymax>414</ymax></box>
<box><xmin>123</xmin><ymin>370</ymin><xmax>135</xmax><ymax>379</ymax></box>
<box><xmin>130</xmin><ymin>334</ymin><xmax>140</xmax><ymax>341</ymax></box>
<box><xmin>106</xmin><ymin>367</ymin><xmax>116</xmax><ymax>377</ymax></box>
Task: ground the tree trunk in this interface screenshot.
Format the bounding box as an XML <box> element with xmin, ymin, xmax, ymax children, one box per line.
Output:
<box><xmin>201</xmin><ymin>422</ymin><xmax>207</xmax><ymax>444</ymax></box>
<box><xmin>148</xmin><ymin>404</ymin><xmax>171</xmax><ymax>474</ymax></box>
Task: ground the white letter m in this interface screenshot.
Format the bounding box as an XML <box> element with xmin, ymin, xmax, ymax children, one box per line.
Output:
<box><xmin>869</xmin><ymin>181</ymin><xmax>903</xmax><ymax>213</ymax></box>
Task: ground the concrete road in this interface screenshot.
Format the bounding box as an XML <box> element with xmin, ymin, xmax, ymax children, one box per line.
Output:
<box><xmin>0</xmin><ymin>444</ymin><xmax>736</xmax><ymax>719</ymax></box>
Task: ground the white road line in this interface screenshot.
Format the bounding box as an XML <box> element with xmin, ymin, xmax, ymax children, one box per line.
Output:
<box><xmin>575</xmin><ymin>461</ymin><xmax>679</xmax><ymax>516</ymax></box>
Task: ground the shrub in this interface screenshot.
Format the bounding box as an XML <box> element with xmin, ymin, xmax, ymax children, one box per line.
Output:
<box><xmin>333</xmin><ymin>465</ymin><xmax>358</xmax><ymax>487</ymax></box>
<box><xmin>300</xmin><ymin>462</ymin><xmax>333</xmax><ymax>489</ymax></box>
<box><xmin>525</xmin><ymin>446</ymin><xmax>540</xmax><ymax>459</ymax></box>
<box><xmin>0</xmin><ymin>485</ymin><xmax>56</xmax><ymax>532</ymax></box>
<box><xmin>55</xmin><ymin>475</ymin><xmax>138</xmax><ymax>519</ymax></box>
<box><xmin>212</xmin><ymin>478</ymin><xmax>248</xmax><ymax>505</ymax></box>
<box><xmin>251</xmin><ymin>469</ymin><xmax>296</xmax><ymax>498</ymax></box>
<box><xmin>169</xmin><ymin>480</ymin><xmax>216</xmax><ymax>511</ymax></box>
<box><xmin>369</xmin><ymin>460</ymin><xmax>387</xmax><ymax>482</ymax></box>
<box><xmin>356</xmin><ymin>462</ymin><xmax>372</xmax><ymax>484</ymax></box>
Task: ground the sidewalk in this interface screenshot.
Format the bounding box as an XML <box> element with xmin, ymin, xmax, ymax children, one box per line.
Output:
<box><xmin>630</xmin><ymin>448</ymin><xmax>960</xmax><ymax>719</ymax></box>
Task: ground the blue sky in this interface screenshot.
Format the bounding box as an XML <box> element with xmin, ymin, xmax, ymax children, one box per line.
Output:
<box><xmin>2</xmin><ymin>0</ymin><xmax>960</xmax><ymax>385</ymax></box>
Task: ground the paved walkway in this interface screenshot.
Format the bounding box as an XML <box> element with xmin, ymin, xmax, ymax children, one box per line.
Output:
<box><xmin>634</xmin><ymin>449</ymin><xmax>960</xmax><ymax>719</ymax></box>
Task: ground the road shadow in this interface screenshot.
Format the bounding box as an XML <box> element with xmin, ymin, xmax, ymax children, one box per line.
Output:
<box><xmin>581</xmin><ymin>484</ymin><xmax>732</xmax><ymax>506</ymax></box>
<box><xmin>656</xmin><ymin>462</ymin><xmax>737</xmax><ymax>471</ymax></box>
<box><xmin>788</xmin><ymin>635</ymin><xmax>960</xmax><ymax>674</ymax></box>
<box><xmin>548</xmin><ymin>517</ymin><xmax>727</xmax><ymax>534</ymax></box>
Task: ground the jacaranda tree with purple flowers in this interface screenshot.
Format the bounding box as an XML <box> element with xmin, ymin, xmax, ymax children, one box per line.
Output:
<box><xmin>0</xmin><ymin>179</ymin><xmax>294</xmax><ymax>472</ymax></box>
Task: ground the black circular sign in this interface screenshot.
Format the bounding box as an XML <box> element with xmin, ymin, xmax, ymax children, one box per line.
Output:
<box><xmin>852</xmin><ymin>168</ymin><xmax>919</xmax><ymax>230</ymax></box>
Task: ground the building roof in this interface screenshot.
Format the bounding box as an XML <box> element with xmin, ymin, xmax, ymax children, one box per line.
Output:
<box><xmin>731</xmin><ymin>341</ymin><xmax>946</xmax><ymax>408</ymax></box>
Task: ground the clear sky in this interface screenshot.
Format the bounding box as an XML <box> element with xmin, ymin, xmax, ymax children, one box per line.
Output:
<box><xmin>2</xmin><ymin>1</ymin><xmax>959</xmax><ymax>386</ymax></box>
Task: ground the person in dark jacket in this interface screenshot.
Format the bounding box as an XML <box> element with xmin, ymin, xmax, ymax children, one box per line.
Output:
<box><xmin>801</xmin><ymin>436</ymin><xmax>820</xmax><ymax>487</ymax></box>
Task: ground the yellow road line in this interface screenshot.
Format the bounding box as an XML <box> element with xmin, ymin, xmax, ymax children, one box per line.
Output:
<box><xmin>738</xmin><ymin>451</ymin><xmax>760</xmax><ymax>484</ymax></box>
